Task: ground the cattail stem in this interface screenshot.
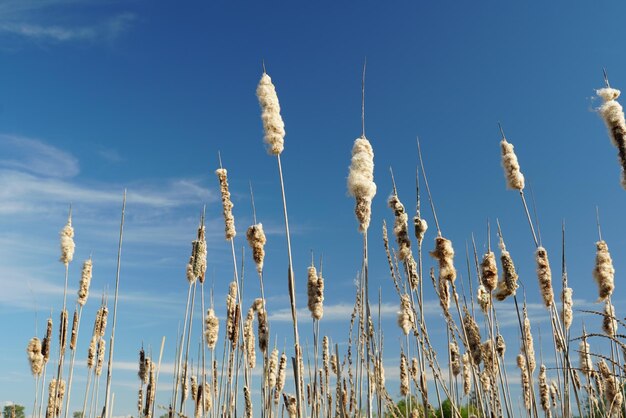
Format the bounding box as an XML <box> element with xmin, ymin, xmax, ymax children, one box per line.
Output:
<box><xmin>102</xmin><ymin>190</ymin><xmax>126</xmax><ymax>418</ymax></box>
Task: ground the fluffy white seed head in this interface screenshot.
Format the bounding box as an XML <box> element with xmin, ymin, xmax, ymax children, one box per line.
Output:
<box><xmin>60</xmin><ymin>215</ymin><xmax>75</xmax><ymax>265</ymax></box>
<box><xmin>77</xmin><ymin>259</ymin><xmax>92</xmax><ymax>306</ymax></box>
<box><xmin>593</xmin><ymin>240</ymin><xmax>615</xmax><ymax>301</ymax></box>
<box><xmin>256</xmin><ymin>73</ymin><xmax>285</xmax><ymax>155</ymax></box>
<box><xmin>500</xmin><ymin>138</ymin><xmax>525</xmax><ymax>190</ymax></box>
<box><xmin>348</xmin><ymin>137</ymin><xmax>376</xmax><ymax>232</ymax></box>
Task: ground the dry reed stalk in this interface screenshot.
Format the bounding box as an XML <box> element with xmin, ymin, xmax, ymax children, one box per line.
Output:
<box><xmin>597</xmin><ymin>85</ymin><xmax>626</xmax><ymax>188</ymax></box>
<box><xmin>27</xmin><ymin>337</ymin><xmax>44</xmax><ymax>376</ymax></box>
<box><xmin>593</xmin><ymin>240</ymin><xmax>615</xmax><ymax>301</ymax></box>
<box><xmin>205</xmin><ymin>308</ymin><xmax>219</xmax><ymax>350</ymax></box>
<box><xmin>307</xmin><ymin>264</ymin><xmax>324</xmax><ymax>320</ymax></box>
<box><xmin>397</xmin><ymin>294</ymin><xmax>414</xmax><ymax>336</ymax></box>
<box><xmin>247</xmin><ymin>223</ymin><xmax>267</xmax><ymax>275</ymax></box>
<box><xmin>216</xmin><ymin>168</ymin><xmax>236</xmax><ymax>240</ymax></box>
<box><xmin>536</xmin><ymin>246</ymin><xmax>554</xmax><ymax>307</ymax></box>
<box><xmin>500</xmin><ymin>137</ymin><xmax>525</xmax><ymax>190</ymax></box>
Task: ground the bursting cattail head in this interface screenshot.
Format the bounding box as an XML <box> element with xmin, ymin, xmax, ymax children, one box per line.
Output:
<box><xmin>187</xmin><ymin>224</ymin><xmax>207</xmax><ymax>283</ymax></box>
<box><xmin>536</xmin><ymin>246</ymin><xmax>554</xmax><ymax>307</ymax></box>
<box><xmin>96</xmin><ymin>338</ymin><xmax>106</xmax><ymax>376</ymax></box>
<box><xmin>244</xmin><ymin>307</ymin><xmax>256</xmax><ymax>369</ymax></box>
<box><xmin>95</xmin><ymin>305</ymin><xmax>108</xmax><ymax>338</ymax></box>
<box><xmin>268</xmin><ymin>348</ymin><xmax>279</xmax><ymax>388</ymax></box>
<box><xmin>60</xmin><ymin>214</ymin><xmax>75</xmax><ymax>265</ymax></box>
<box><xmin>138</xmin><ymin>349</ymin><xmax>148</xmax><ymax>383</ymax></box>
<box><xmin>539</xmin><ymin>364</ymin><xmax>550</xmax><ymax>413</ymax></box>
<box><xmin>494</xmin><ymin>240</ymin><xmax>519</xmax><ymax>301</ymax></box>
<box><xmin>276</xmin><ymin>352</ymin><xmax>287</xmax><ymax>393</ymax></box>
<box><xmin>593</xmin><ymin>240</ymin><xmax>615</xmax><ymax>301</ymax></box>
<box><xmin>26</xmin><ymin>337</ymin><xmax>44</xmax><ymax>376</ymax></box>
<box><xmin>477</xmin><ymin>285</ymin><xmax>491</xmax><ymax>313</ymax></box>
<box><xmin>397</xmin><ymin>293</ymin><xmax>414</xmax><ymax>335</ymax></box>
<box><xmin>602</xmin><ymin>300</ymin><xmax>618</xmax><ymax>337</ymax></box>
<box><xmin>517</xmin><ymin>354</ymin><xmax>531</xmax><ymax>410</ymax></box>
<box><xmin>226</xmin><ymin>281</ymin><xmax>238</xmax><ymax>343</ymax></box>
<box><xmin>77</xmin><ymin>258</ymin><xmax>92</xmax><ymax>306</ymax></box>
<box><xmin>307</xmin><ymin>265</ymin><xmax>324</xmax><ymax>320</ymax></box>
<box><xmin>254</xmin><ymin>299</ymin><xmax>269</xmax><ymax>352</ymax></box>
<box><xmin>597</xmin><ymin>86</ymin><xmax>626</xmax><ymax>188</ymax></box>
<box><xmin>205</xmin><ymin>308</ymin><xmax>219</xmax><ymax>350</ymax></box>
<box><xmin>347</xmin><ymin>136</ymin><xmax>376</xmax><ymax>232</ymax></box>
<box><xmin>495</xmin><ymin>334</ymin><xmax>506</xmax><ymax>357</ymax></box>
<box><xmin>390</xmin><ymin>193</ymin><xmax>420</xmax><ymax>288</ymax></box>
<box><xmin>246</xmin><ymin>223</ymin><xmax>267</xmax><ymax>274</ymax></box>
<box><xmin>480</xmin><ymin>251</ymin><xmax>498</xmax><ymax>292</ymax></box>
<box><xmin>244</xmin><ymin>386</ymin><xmax>253</xmax><ymax>418</ymax></box>
<box><xmin>599</xmin><ymin>359</ymin><xmax>624</xmax><ymax>415</ymax></box>
<box><xmin>257</xmin><ymin>72</ymin><xmax>285</xmax><ymax>155</ymax></box>
<box><xmin>500</xmin><ymin>137</ymin><xmax>525</xmax><ymax>190</ymax></box>
<box><xmin>216</xmin><ymin>168</ymin><xmax>236</xmax><ymax>240</ymax></box>
<box><xmin>46</xmin><ymin>378</ymin><xmax>66</xmax><ymax>418</ymax></box>
<box><xmin>283</xmin><ymin>394</ymin><xmax>297</xmax><ymax>418</ymax></box>
<box><xmin>430</xmin><ymin>236</ymin><xmax>456</xmax><ymax>282</ymax></box>
<box><xmin>87</xmin><ymin>335</ymin><xmax>97</xmax><ymax>369</ymax></box>
<box><xmin>561</xmin><ymin>286</ymin><xmax>573</xmax><ymax>330</ymax></box>
<box><xmin>482</xmin><ymin>339</ymin><xmax>498</xmax><ymax>375</ymax></box>
<box><xmin>414</xmin><ymin>215</ymin><xmax>428</xmax><ymax>245</ymax></box>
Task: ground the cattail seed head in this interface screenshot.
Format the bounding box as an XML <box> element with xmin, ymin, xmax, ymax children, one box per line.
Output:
<box><xmin>284</xmin><ymin>394</ymin><xmax>297</xmax><ymax>418</ymax></box>
<box><xmin>42</xmin><ymin>317</ymin><xmax>52</xmax><ymax>363</ymax></box>
<box><xmin>462</xmin><ymin>353</ymin><xmax>471</xmax><ymax>396</ymax></box>
<box><xmin>254</xmin><ymin>299</ymin><xmax>269</xmax><ymax>352</ymax></box>
<box><xmin>244</xmin><ymin>307</ymin><xmax>256</xmax><ymax>369</ymax></box>
<box><xmin>579</xmin><ymin>339</ymin><xmax>593</xmax><ymax>376</ymax></box>
<box><xmin>430</xmin><ymin>236</ymin><xmax>456</xmax><ymax>282</ymax></box>
<box><xmin>494</xmin><ymin>241</ymin><xmax>519</xmax><ymax>301</ymax></box>
<box><xmin>246</xmin><ymin>223</ymin><xmax>267</xmax><ymax>274</ymax></box>
<box><xmin>257</xmin><ymin>72</ymin><xmax>285</xmax><ymax>155</ymax></box>
<box><xmin>463</xmin><ymin>308</ymin><xmax>482</xmax><ymax>365</ymax></box>
<box><xmin>268</xmin><ymin>348</ymin><xmax>279</xmax><ymax>388</ymax></box>
<box><xmin>536</xmin><ymin>247</ymin><xmax>554</xmax><ymax>307</ymax></box>
<box><xmin>187</xmin><ymin>224</ymin><xmax>207</xmax><ymax>284</ymax></box>
<box><xmin>593</xmin><ymin>240</ymin><xmax>615</xmax><ymax>301</ymax></box>
<box><xmin>46</xmin><ymin>378</ymin><xmax>66</xmax><ymax>418</ymax></box>
<box><xmin>602</xmin><ymin>300</ymin><xmax>618</xmax><ymax>337</ymax></box>
<box><xmin>69</xmin><ymin>309</ymin><xmax>78</xmax><ymax>350</ymax></box>
<box><xmin>539</xmin><ymin>364</ymin><xmax>550</xmax><ymax>412</ymax></box>
<box><xmin>500</xmin><ymin>138</ymin><xmax>525</xmax><ymax>190</ymax></box>
<box><xmin>96</xmin><ymin>338</ymin><xmax>106</xmax><ymax>376</ymax></box>
<box><xmin>482</xmin><ymin>339</ymin><xmax>497</xmax><ymax>375</ymax></box>
<box><xmin>517</xmin><ymin>354</ymin><xmax>531</xmax><ymax>410</ymax></box>
<box><xmin>400</xmin><ymin>352</ymin><xmax>409</xmax><ymax>396</ymax></box>
<box><xmin>226</xmin><ymin>281</ymin><xmax>238</xmax><ymax>343</ymax></box>
<box><xmin>561</xmin><ymin>287</ymin><xmax>573</xmax><ymax>330</ymax></box>
<box><xmin>438</xmin><ymin>269</ymin><xmax>451</xmax><ymax>314</ymax></box>
<box><xmin>414</xmin><ymin>215</ymin><xmax>428</xmax><ymax>245</ymax></box>
<box><xmin>307</xmin><ymin>265</ymin><xmax>324</xmax><ymax>320</ymax></box>
<box><xmin>95</xmin><ymin>306</ymin><xmax>108</xmax><ymax>338</ymax></box>
<box><xmin>477</xmin><ymin>285</ymin><xmax>491</xmax><ymax>313</ymax></box>
<box><xmin>205</xmin><ymin>308</ymin><xmax>219</xmax><ymax>350</ymax></box>
<box><xmin>495</xmin><ymin>334</ymin><xmax>506</xmax><ymax>357</ymax></box>
<box><xmin>597</xmin><ymin>87</ymin><xmax>626</xmax><ymax>188</ymax></box>
<box><xmin>216</xmin><ymin>168</ymin><xmax>236</xmax><ymax>240</ymax></box>
<box><xmin>479</xmin><ymin>371</ymin><xmax>491</xmax><ymax>393</ymax></box>
<box><xmin>244</xmin><ymin>386</ymin><xmax>253</xmax><ymax>418</ymax></box>
<box><xmin>60</xmin><ymin>215</ymin><xmax>75</xmax><ymax>265</ymax></box>
<box><xmin>347</xmin><ymin>136</ymin><xmax>376</xmax><ymax>232</ymax></box>
<box><xmin>77</xmin><ymin>258</ymin><xmax>92</xmax><ymax>306</ymax></box>
<box><xmin>397</xmin><ymin>294</ymin><xmax>414</xmax><ymax>335</ymax></box>
<box><xmin>450</xmin><ymin>342</ymin><xmax>460</xmax><ymax>376</ymax></box>
<box><xmin>480</xmin><ymin>251</ymin><xmax>498</xmax><ymax>292</ymax></box>
<box><xmin>26</xmin><ymin>337</ymin><xmax>44</xmax><ymax>376</ymax></box>
<box><xmin>59</xmin><ymin>309</ymin><xmax>68</xmax><ymax>354</ymax></box>
<box><xmin>276</xmin><ymin>352</ymin><xmax>287</xmax><ymax>395</ymax></box>
<box><xmin>522</xmin><ymin>314</ymin><xmax>536</xmax><ymax>373</ymax></box>
<box><xmin>599</xmin><ymin>359</ymin><xmax>623</xmax><ymax>415</ymax></box>
<box><xmin>138</xmin><ymin>349</ymin><xmax>149</xmax><ymax>383</ymax></box>
<box><xmin>87</xmin><ymin>335</ymin><xmax>97</xmax><ymax>369</ymax></box>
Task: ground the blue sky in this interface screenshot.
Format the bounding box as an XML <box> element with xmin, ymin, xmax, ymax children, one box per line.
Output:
<box><xmin>2</xmin><ymin>0</ymin><xmax>626</xmax><ymax>415</ymax></box>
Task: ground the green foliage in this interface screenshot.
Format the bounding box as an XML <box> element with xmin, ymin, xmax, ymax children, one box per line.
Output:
<box><xmin>2</xmin><ymin>405</ymin><xmax>25</xmax><ymax>418</ymax></box>
<box><xmin>73</xmin><ymin>412</ymin><xmax>84</xmax><ymax>418</ymax></box>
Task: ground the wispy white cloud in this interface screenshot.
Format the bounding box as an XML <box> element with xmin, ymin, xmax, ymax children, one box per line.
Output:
<box><xmin>0</xmin><ymin>1</ymin><xmax>135</xmax><ymax>44</ymax></box>
<box><xmin>269</xmin><ymin>302</ymin><xmax>400</xmax><ymax>322</ymax></box>
<box><xmin>0</xmin><ymin>134</ymin><xmax>79</xmax><ymax>178</ymax></box>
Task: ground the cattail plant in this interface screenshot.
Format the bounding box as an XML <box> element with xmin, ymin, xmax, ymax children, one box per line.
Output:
<box><xmin>257</xmin><ymin>71</ymin><xmax>285</xmax><ymax>155</ymax></box>
<box><xmin>476</xmin><ymin>285</ymin><xmax>490</xmax><ymax>313</ymax></box>
<box><xmin>579</xmin><ymin>339</ymin><xmax>593</xmax><ymax>377</ymax></box>
<box><xmin>205</xmin><ymin>308</ymin><xmax>219</xmax><ymax>350</ymax></box>
<box><xmin>348</xmin><ymin>137</ymin><xmax>377</xmax><ymax>233</ymax></box>
<box><xmin>216</xmin><ymin>168</ymin><xmax>236</xmax><ymax>240</ymax></box>
<box><xmin>462</xmin><ymin>352</ymin><xmax>471</xmax><ymax>396</ymax></box>
<box><xmin>480</xmin><ymin>250</ymin><xmax>498</xmax><ymax>292</ymax></box>
<box><xmin>307</xmin><ymin>264</ymin><xmax>324</xmax><ymax>320</ymax></box>
<box><xmin>517</xmin><ymin>354</ymin><xmax>531</xmax><ymax>411</ymax></box>
<box><xmin>522</xmin><ymin>311</ymin><xmax>536</xmax><ymax>373</ymax></box>
<box><xmin>389</xmin><ymin>191</ymin><xmax>419</xmax><ymax>288</ymax></box>
<box><xmin>593</xmin><ymin>240</ymin><xmax>615</xmax><ymax>301</ymax></box>
<box><xmin>602</xmin><ymin>300</ymin><xmax>617</xmax><ymax>337</ymax></box>
<box><xmin>598</xmin><ymin>359</ymin><xmax>623</xmax><ymax>415</ymax></box>
<box><xmin>244</xmin><ymin>306</ymin><xmax>257</xmax><ymax>369</ymax></box>
<box><xmin>538</xmin><ymin>365</ymin><xmax>550</xmax><ymax>416</ymax></box>
<box><xmin>397</xmin><ymin>294</ymin><xmax>414</xmax><ymax>335</ymax></box>
<box><xmin>494</xmin><ymin>237</ymin><xmax>519</xmax><ymax>301</ymax></box>
<box><xmin>246</xmin><ymin>223</ymin><xmax>267</xmax><ymax>275</ymax></box>
<box><xmin>596</xmin><ymin>79</ymin><xmax>626</xmax><ymax>188</ymax></box>
<box><xmin>400</xmin><ymin>352</ymin><xmax>409</xmax><ymax>396</ymax></box>
<box><xmin>463</xmin><ymin>307</ymin><xmax>482</xmax><ymax>366</ymax></box>
<box><xmin>500</xmin><ymin>134</ymin><xmax>525</xmax><ymax>191</ymax></box>
<box><xmin>430</xmin><ymin>236</ymin><xmax>456</xmax><ymax>283</ymax></box>
<box><xmin>46</xmin><ymin>378</ymin><xmax>66</xmax><ymax>418</ymax></box>
<box><xmin>450</xmin><ymin>342</ymin><xmax>461</xmax><ymax>376</ymax></box>
<box><xmin>536</xmin><ymin>247</ymin><xmax>554</xmax><ymax>307</ymax></box>
<box><xmin>27</xmin><ymin>337</ymin><xmax>44</xmax><ymax>377</ymax></box>
<box><xmin>561</xmin><ymin>286</ymin><xmax>573</xmax><ymax>330</ymax></box>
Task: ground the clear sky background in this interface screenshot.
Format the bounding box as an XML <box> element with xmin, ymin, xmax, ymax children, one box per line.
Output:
<box><xmin>2</xmin><ymin>0</ymin><xmax>626</xmax><ymax>415</ymax></box>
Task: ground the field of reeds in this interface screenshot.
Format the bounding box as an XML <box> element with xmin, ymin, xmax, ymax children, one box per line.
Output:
<box><xmin>18</xmin><ymin>67</ymin><xmax>626</xmax><ymax>418</ymax></box>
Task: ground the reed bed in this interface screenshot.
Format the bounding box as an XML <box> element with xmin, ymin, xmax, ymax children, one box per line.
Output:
<box><xmin>20</xmin><ymin>68</ymin><xmax>626</xmax><ymax>418</ymax></box>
